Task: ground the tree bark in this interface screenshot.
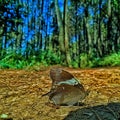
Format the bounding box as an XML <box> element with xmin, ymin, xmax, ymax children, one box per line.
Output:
<box><xmin>54</xmin><ymin>0</ymin><xmax>66</xmax><ymax>64</ymax></box>
<box><xmin>64</xmin><ymin>0</ymin><xmax>71</xmax><ymax>66</ymax></box>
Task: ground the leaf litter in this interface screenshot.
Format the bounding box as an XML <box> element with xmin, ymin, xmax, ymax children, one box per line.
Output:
<box><xmin>0</xmin><ymin>67</ymin><xmax>120</xmax><ymax>120</ymax></box>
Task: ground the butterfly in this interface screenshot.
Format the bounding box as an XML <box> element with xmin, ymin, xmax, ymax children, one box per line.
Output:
<box><xmin>43</xmin><ymin>68</ymin><xmax>88</xmax><ymax>106</ymax></box>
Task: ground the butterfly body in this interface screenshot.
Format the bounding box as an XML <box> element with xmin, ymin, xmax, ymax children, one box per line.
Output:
<box><xmin>44</xmin><ymin>68</ymin><xmax>88</xmax><ymax>106</ymax></box>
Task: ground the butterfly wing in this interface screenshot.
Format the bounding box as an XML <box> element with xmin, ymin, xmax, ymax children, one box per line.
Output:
<box><xmin>50</xmin><ymin>68</ymin><xmax>79</xmax><ymax>86</ymax></box>
<box><xmin>49</xmin><ymin>84</ymin><xmax>87</xmax><ymax>105</ymax></box>
<box><xmin>43</xmin><ymin>68</ymin><xmax>88</xmax><ymax>106</ymax></box>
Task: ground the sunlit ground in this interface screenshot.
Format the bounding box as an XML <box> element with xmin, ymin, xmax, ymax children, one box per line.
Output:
<box><xmin>0</xmin><ymin>67</ymin><xmax>120</xmax><ymax>120</ymax></box>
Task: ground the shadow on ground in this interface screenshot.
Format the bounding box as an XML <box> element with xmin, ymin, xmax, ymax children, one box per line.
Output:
<box><xmin>64</xmin><ymin>102</ymin><xmax>120</xmax><ymax>120</ymax></box>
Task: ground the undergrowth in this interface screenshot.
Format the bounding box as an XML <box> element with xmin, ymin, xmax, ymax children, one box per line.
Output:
<box><xmin>0</xmin><ymin>50</ymin><xmax>120</xmax><ymax>69</ymax></box>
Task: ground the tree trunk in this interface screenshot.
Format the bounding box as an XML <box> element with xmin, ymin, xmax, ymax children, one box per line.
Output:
<box><xmin>64</xmin><ymin>0</ymin><xmax>71</xmax><ymax>67</ymax></box>
<box><xmin>54</xmin><ymin>0</ymin><xmax>66</xmax><ymax>64</ymax></box>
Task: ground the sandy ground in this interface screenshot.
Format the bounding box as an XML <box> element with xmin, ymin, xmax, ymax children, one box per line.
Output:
<box><xmin>0</xmin><ymin>67</ymin><xmax>120</xmax><ymax>120</ymax></box>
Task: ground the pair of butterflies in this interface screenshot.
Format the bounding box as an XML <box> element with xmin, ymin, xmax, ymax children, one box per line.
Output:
<box><xmin>43</xmin><ymin>68</ymin><xmax>88</xmax><ymax>106</ymax></box>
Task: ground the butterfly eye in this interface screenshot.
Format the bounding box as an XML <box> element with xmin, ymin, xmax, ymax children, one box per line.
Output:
<box><xmin>75</xmin><ymin>81</ymin><xmax>78</xmax><ymax>84</ymax></box>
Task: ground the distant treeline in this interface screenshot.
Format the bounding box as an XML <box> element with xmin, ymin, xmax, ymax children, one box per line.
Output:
<box><xmin>0</xmin><ymin>0</ymin><xmax>120</xmax><ymax>68</ymax></box>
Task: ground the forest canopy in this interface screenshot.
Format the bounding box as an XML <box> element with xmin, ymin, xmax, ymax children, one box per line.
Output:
<box><xmin>0</xmin><ymin>0</ymin><xmax>120</xmax><ymax>69</ymax></box>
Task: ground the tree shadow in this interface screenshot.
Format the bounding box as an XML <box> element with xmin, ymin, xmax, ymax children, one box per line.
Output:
<box><xmin>64</xmin><ymin>102</ymin><xmax>120</xmax><ymax>120</ymax></box>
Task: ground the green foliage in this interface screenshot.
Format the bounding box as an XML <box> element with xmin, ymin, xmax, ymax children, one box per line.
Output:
<box><xmin>80</xmin><ymin>53</ymin><xmax>88</xmax><ymax>68</ymax></box>
<box><xmin>0</xmin><ymin>50</ymin><xmax>61</xmax><ymax>69</ymax></box>
<box><xmin>38</xmin><ymin>50</ymin><xmax>61</xmax><ymax>65</ymax></box>
<box><xmin>71</xmin><ymin>61</ymin><xmax>79</xmax><ymax>68</ymax></box>
<box><xmin>0</xmin><ymin>49</ymin><xmax>120</xmax><ymax>69</ymax></box>
<box><xmin>75</xmin><ymin>52</ymin><xmax>120</xmax><ymax>68</ymax></box>
<box><xmin>0</xmin><ymin>51</ymin><xmax>27</xmax><ymax>69</ymax></box>
<box><xmin>96</xmin><ymin>53</ymin><xmax>120</xmax><ymax>67</ymax></box>
<box><xmin>113</xmin><ymin>0</ymin><xmax>119</xmax><ymax>7</ymax></box>
<box><xmin>79</xmin><ymin>53</ymin><xmax>94</xmax><ymax>68</ymax></box>
<box><xmin>0</xmin><ymin>114</ymin><xmax>8</xmax><ymax>119</ymax></box>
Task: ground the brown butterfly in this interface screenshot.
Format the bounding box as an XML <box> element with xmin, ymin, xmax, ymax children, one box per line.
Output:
<box><xmin>43</xmin><ymin>68</ymin><xmax>88</xmax><ymax>106</ymax></box>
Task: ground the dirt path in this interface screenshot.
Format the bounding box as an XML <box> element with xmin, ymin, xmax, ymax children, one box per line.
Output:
<box><xmin>0</xmin><ymin>67</ymin><xmax>120</xmax><ymax>120</ymax></box>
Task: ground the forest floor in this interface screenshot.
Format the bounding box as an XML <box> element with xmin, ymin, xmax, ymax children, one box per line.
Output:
<box><xmin>0</xmin><ymin>67</ymin><xmax>120</xmax><ymax>120</ymax></box>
